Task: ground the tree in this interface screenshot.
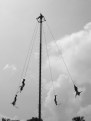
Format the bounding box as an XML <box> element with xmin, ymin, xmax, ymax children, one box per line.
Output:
<box><xmin>72</xmin><ymin>116</ymin><xmax>85</xmax><ymax>121</ymax></box>
<box><xmin>27</xmin><ymin>117</ymin><xmax>43</xmax><ymax>121</ymax></box>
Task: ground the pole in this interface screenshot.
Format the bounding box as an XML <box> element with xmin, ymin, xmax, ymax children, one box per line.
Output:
<box><xmin>39</xmin><ymin>14</ymin><xmax>42</xmax><ymax>121</ymax></box>
<box><xmin>37</xmin><ymin>14</ymin><xmax>46</xmax><ymax>121</ymax></box>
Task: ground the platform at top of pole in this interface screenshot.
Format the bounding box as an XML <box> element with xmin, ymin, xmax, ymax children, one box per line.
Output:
<box><xmin>36</xmin><ymin>13</ymin><xmax>46</xmax><ymax>23</ymax></box>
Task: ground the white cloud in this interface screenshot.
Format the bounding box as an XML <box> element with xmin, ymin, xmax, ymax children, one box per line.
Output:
<box><xmin>45</xmin><ymin>22</ymin><xmax>91</xmax><ymax>85</ymax></box>
<box><xmin>0</xmin><ymin>114</ymin><xmax>25</xmax><ymax>121</ymax></box>
<box><xmin>84</xmin><ymin>22</ymin><xmax>91</xmax><ymax>31</ymax></box>
<box><xmin>3</xmin><ymin>64</ymin><xmax>17</xmax><ymax>71</ymax></box>
<box><xmin>0</xmin><ymin>114</ymin><xmax>17</xmax><ymax>120</ymax></box>
<box><xmin>44</xmin><ymin>74</ymin><xmax>84</xmax><ymax>121</ymax></box>
<box><xmin>43</xmin><ymin>22</ymin><xmax>91</xmax><ymax>121</ymax></box>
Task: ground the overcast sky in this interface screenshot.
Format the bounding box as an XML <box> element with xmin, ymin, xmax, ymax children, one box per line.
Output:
<box><xmin>0</xmin><ymin>0</ymin><xmax>91</xmax><ymax>121</ymax></box>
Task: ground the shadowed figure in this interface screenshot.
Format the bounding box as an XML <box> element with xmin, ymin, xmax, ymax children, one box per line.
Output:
<box><xmin>54</xmin><ymin>95</ymin><xmax>58</xmax><ymax>105</ymax></box>
<box><xmin>72</xmin><ymin>116</ymin><xmax>85</xmax><ymax>121</ymax></box>
<box><xmin>20</xmin><ymin>78</ymin><xmax>25</xmax><ymax>93</ymax></box>
<box><xmin>11</xmin><ymin>94</ymin><xmax>18</xmax><ymax>106</ymax></box>
<box><xmin>74</xmin><ymin>85</ymin><xmax>82</xmax><ymax>97</ymax></box>
<box><xmin>11</xmin><ymin>78</ymin><xmax>26</xmax><ymax>108</ymax></box>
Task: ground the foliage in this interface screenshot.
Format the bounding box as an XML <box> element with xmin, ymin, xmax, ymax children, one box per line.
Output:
<box><xmin>72</xmin><ymin>116</ymin><xmax>85</xmax><ymax>121</ymax></box>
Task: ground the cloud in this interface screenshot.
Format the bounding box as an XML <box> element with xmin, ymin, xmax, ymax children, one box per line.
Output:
<box><xmin>45</xmin><ymin>22</ymin><xmax>91</xmax><ymax>85</ymax></box>
<box><xmin>44</xmin><ymin>74</ymin><xmax>84</xmax><ymax>121</ymax></box>
<box><xmin>84</xmin><ymin>22</ymin><xmax>91</xmax><ymax>31</ymax></box>
<box><xmin>0</xmin><ymin>114</ymin><xmax>26</xmax><ymax>121</ymax></box>
<box><xmin>0</xmin><ymin>114</ymin><xmax>18</xmax><ymax>120</ymax></box>
<box><xmin>3</xmin><ymin>64</ymin><xmax>17</xmax><ymax>71</ymax></box>
<box><xmin>43</xmin><ymin>22</ymin><xmax>91</xmax><ymax>121</ymax></box>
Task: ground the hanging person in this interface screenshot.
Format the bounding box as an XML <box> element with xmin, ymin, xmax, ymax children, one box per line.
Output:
<box><xmin>74</xmin><ymin>84</ymin><xmax>82</xmax><ymax>97</ymax></box>
<box><xmin>54</xmin><ymin>95</ymin><xmax>58</xmax><ymax>105</ymax></box>
<box><xmin>54</xmin><ymin>95</ymin><xmax>61</xmax><ymax>106</ymax></box>
<box><xmin>20</xmin><ymin>78</ymin><xmax>25</xmax><ymax>93</ymax></box>
<box><xmin>11</xmin><ymin>94</ymin><xmax>18</xmax><ymax>106</ymax></box>
<box><xmin>11</xmin><ymin>78</ymin><xmax>26</xmax><ymax>107</ymax></box>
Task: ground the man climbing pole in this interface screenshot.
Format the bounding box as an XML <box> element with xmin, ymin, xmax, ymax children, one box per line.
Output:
<box><xmin>74</xmin><ymin>84</ymin><xmax>82</xmax><ymax>97</ymax></box>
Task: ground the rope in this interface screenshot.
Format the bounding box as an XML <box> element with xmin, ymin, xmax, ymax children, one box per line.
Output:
<box><xmin>12</xmin><ymin>21</ymin><xmax>39</xmax><ymax>107</ymax></box>
<box><xmin>45</xmin><ymin>21</ymin><xmax>75</xmax><ymax>85</ymax></box>
<box><xmin>16</xmin><ymin>21</ymin><xmax>38</xmax><ymax>93</ymax></box>
<box><xmin>43</xmin><ymin>25</ymin><xmax>56</xmax><ymax>96</ymax></box>
<box><xmin>24</xmin><ymin>22</ymin><xmax>39</xmax><ymax>78</ymax></box>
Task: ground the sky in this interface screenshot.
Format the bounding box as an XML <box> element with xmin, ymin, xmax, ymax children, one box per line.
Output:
<box><xmin>0</xmin><ymin>0</ymin><xmax>91</xmax><ymax>121</ymax></box>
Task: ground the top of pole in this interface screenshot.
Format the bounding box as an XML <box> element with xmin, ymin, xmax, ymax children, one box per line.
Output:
<box><xmin>36</xmin><ymin>13</ymin><xmax>46</xmax><ymax>23</ymax></box>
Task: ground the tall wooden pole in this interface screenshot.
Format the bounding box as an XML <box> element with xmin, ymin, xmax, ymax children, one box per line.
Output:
<box><xmin>37</xmin><ymin>14</ymin><xmax>46</xmax><ymax>121</ymax></box>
